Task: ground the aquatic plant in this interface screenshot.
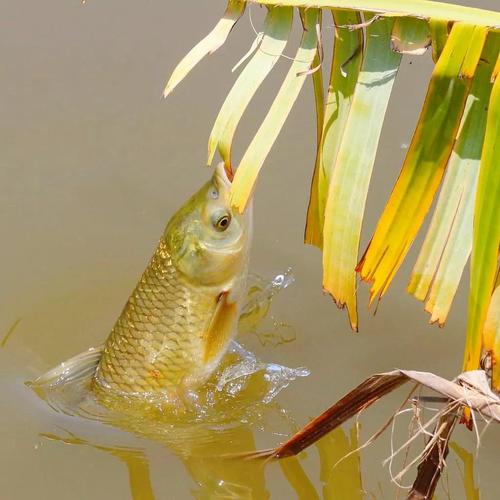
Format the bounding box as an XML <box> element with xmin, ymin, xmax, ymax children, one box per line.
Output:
<box><xmin>164</xmin><ymin>0</ymin><xmax>500</xmax><ymax>391</ymax></box>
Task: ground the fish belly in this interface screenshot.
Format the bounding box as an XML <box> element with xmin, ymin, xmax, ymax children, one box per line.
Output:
<box><xmin>95</xmin><ymin>239</ymin><xmax>219</xmax><ymax>395</ymax></box>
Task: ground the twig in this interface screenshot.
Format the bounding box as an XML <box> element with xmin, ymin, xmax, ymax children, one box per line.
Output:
<box><xmin>407</xmin><ymin>407</ymin><xmax>458</xmax><ymax>499</ymax></box>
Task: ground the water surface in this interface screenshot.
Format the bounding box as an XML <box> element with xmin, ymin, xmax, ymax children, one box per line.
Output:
<box><xmin>1</xmin><ymin>0</ymin><xmax>499</xmax><ymax>498</ymax></box>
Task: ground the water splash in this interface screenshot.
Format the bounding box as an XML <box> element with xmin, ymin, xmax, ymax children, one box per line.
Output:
<box><xmin>217</xmin><ymin>343</ymin><xmax>309</xmax><ymax>404</ymax></box>
<box><xmin>29</xmin><ymin>339</ymin><xmax>308</xmax><ymax>427</ymax></box>
<box><xmin>239</xmin><ymin>268</ymin><xmax>297</xmax><ymax>346</ymax></box>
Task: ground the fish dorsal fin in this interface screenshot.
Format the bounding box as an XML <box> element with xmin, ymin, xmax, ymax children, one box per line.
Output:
<box><xmin>203</xmin><ymin>291</ymin><xmax>238</xmax><ymax>363</ymax></box>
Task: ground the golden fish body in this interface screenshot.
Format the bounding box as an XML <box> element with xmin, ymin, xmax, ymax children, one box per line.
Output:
<box><xmin>94</xmin><ymin>163</ymin><xmax>252</xmax><ymax>396</ymax></box>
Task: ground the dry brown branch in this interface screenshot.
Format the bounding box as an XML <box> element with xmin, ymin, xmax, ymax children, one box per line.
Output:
<box><xmin>239</xmin><ymin>369</ymin><xmax>499</xmax><ymax>495</ymax></box>
<box><xmin>243</xmin><ymin>369</ymin><xmax>499</xmax><ymax>460</ymax></box>
<box><xmin>407</xmin><ymin>409</ymin><xmax>457</xmax><ymax>499</ymax></box>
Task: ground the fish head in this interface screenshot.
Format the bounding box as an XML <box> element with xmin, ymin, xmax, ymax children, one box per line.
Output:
<box><xmin>165</xmin><ymin>163</ymin><xmax>252</xmax><ymax>287</ymax></box>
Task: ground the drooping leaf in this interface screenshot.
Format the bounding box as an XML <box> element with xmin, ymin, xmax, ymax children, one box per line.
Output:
<box><xmin>408</xmin><ymin>36</ymin><xmax>497</xmax><ymax>325</ymax></box>
<box><xmin>357</xmin><ymin>23</ymin><xmax>487</xmax><ymax>305</ymax></box>
<box><xmin>314</xmin><ymin>9</ymin><xmax>364</xmax><ymax>248</ymax></box>
<box><xmin>390</xmin><ymin>17</ymin><xmax>431</xmax><ymax>55</ymax></box>
<box><xmin>231</xmin><ymin>8</ymin><xmax>320</xmax><ymax>212</ymax></box>
<box><xmin>304</xmin><ymin>45</ymin><xmax>325</xmax><ymax>248</ymax></box>
<box><xmin>464</xmin><ymin>56</ymin><xmax>500</xmax><ymax>372</ymax></box>
<box><xmin>207</xmin><ymin>6</ymin><xmax>294</xmax><ymax>167</ymax></box>
<box><xmin>163</xmin><ymin>0</ymin><xmax>246</xmax><ymax>97</ymax></box>
<box><xmin>322</xmin><ymin>15</ymin><xmax>401</xmax><ymax>330</ymax></box>
<box><xmin>249</xmin><ymin>1</ymin><xmax>500</xmax><ymax>28</ymax></box>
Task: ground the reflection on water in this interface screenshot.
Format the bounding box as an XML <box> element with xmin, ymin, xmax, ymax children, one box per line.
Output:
<box><xmin>315</xmin><ymin>426</ymin><xmax>363</xmax><ymax>499</ymax></box>
<box><xmin>42</xmin><ymin>433</ymin><xmax>156</xmax><ymax>500</ymax></box>
<box><xmin>40</xmin><ymin>409</ymin><xmax>365</xmax><ymax>500</ymax></box>
<box><xmin>42</xmin><ymin>426</ymin><xmax>271</xmax><ymax>500</ymax></box>
<box><xmin>42</xmin><ymin>423</ymin><xmax>367</xmax><ymax>500</ymax></box>
<box><xmin>450</xmin><ymin>442</ymin><xmax>480</xmax><ymax>500</ymax></box>
<box><xmin>31</xmin><ymin>341</ymin><xmax>305</xmax><ymax>499</ymax></box>
<box><xmin>25</xmin><ymin>270</ymin><xmax>369</xmax><ymax>499</ymax></box>
<box><xmin>3</xmin><ymin>268</ymin><xmax>492</xmax><ymax>499</ymax></box>
<box><xmin>26</xmin><ymin>272</ymin><xmax>305</xmax><ymax>498</ymax></box>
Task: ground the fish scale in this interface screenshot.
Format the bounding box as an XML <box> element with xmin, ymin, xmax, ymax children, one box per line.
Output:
<box><xmin>95</xmin><ymin>239</ymin><xmax>219</xmax><ymax>395</ymax></box>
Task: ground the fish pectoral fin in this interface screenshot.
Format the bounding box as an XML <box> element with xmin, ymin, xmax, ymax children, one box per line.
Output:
<box><xmin>27</xmin><ymin>345</ymin><xmax>104</xmax><ymax>391</ymax></box>
<box><xmin>203</xmin><ymin>291</ymin><xmax>238</xmax><ymax>363</ymax></box>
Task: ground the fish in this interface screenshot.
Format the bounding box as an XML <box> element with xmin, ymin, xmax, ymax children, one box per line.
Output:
<box><xmin>31</xmin><ymin>162</ymin><xmax>252</xmax><ymax>401</ymax></box>
<box><xmin>93</xmin><ymin>162</ymin><xmax>253</xmax><ymax>397</ymax></box>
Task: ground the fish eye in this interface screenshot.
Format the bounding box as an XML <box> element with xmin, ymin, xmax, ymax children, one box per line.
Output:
<box><xmin>213</xmin><ymin>213</ymin><xmax>231</xmax><ymax>232</ymax></box>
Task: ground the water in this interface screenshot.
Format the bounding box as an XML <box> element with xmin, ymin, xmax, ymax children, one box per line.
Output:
<box><xmin>1</xmin><ymin>0</ymin><xmax>499</xmax><ymax>498</ymax></box>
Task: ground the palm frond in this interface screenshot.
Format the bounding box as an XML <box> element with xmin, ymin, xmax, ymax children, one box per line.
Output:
<box><xmin>357</xmin><ymin>23</ymin><xmax>487</xmax><ymax>303</ymax></box>
<box><xmin>322</xmin><ymin>14</ymin><xmax>400</xmax><ymax>330</ymax></box>
<box><xmin>165</xmin><ymin>0</ymin><xmax>500</xmax><ymax>384</ymax></box>
<box><xmin>304</xmin><ymin>47</ymin><xmax>325</xmax><ymax>247</ymax></box>
<box><xmin>465</xmin><ymin>54</ymin><xmax>500</xmax><ymax>372</ymax></box>
<box><xmin>208</xmin><ymin>6</ymin><xmax>294</xmax><ymax>168</ymax></box>
<box><xmin>249</xmin><ymin>0</ymin><xmax>500</xmax><ymax>28</ymax></box>
<box><xmin>231</xmin><ymin>8</ymin><xmax>320</xmax><ymax>210</ymax></box>
<box><xmin>408</xmin><ymin>40</ymin><xmax>496</xmax><ymax>325</ymax></box>
<box><xmin>163</xmin><ymin>0</ymin><xmax>246</xmax><ymax>97</ymax></box>
<box><xmin>314</xmin><ymin>10</ymin><xmax>364</xmax><ymax>250</ymax></box>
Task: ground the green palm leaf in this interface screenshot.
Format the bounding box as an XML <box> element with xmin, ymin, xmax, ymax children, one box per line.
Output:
<box><xmin>208</xmin><ymin>6</ymin><xmax>293</xmax><ymax>168</ymax></box>
<box><xmin>231</xmin><ymin>8</ymin><xmax>320</xmax><ymax>211</ymax></box>
<box><xmin>250</xmin><ymin>0</ymin><xmax>500</xmax><ymax>28</ymax></box>
<box><xmin>464</xmin><ymin>53</ymin><xmax>500</xmax><ymax>373</ymax></box>
<box><xmin>408</xmin><ymin>39</ymin><xmax>496</xmax><ymax>325</ymax></box>
<box><xmin>163</xmin><ymin>0</ymin><xmax>246</xmax><ymax>97</ymax></box>
<box><xmin>322</xmin><ymin>14</ymin><xmax>400</xmax><ymax>330</ymax></box>
<box><xmin>165</xmin><ymin>0</ymin><xmax>500</xmax><ymax>384</ymax></box>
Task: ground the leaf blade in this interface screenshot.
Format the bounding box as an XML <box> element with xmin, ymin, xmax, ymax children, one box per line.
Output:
<box><xmin>429</xmin><ymin>19</ymin><xmax>450</xmax><ymax>62</ymax></box>
<box><xmin>316</xmin><ymin>9</ymin><xmax>364</xmax><ymax>247</ymax></box>
<box><xmin>463</xmin><ymin>53</ymin><xmax>500</xmax><ymax>372</ymax></box>
<box><xmin>163</xmin><ymin>0</ymin><xmax>246</xmax><ymax>97</ymax></box>
<box><xmin>322</xmin><ymin>15</ymin><xmax>401</xmax><ymax>330</ymax></box>
<box><xmin>231</xmin><ymin>8</ymin><xmax>320</xmax><ymax>211</ymax></box>
<box><xmin>207</xmin><ymin>6</ymin><xmax>294</xmax><ymax>166</ymax></box>
<box><xmin>483</xmin><ymin>283</ymin><xmax>500</xmax><ymax>391</ymax></box>
<box><xmin>249</xmin><ymin>0</ymin><xmax>500</xmax><ymax>29</ymax></box>
<box><xmin>408</xmin><ymin>36</ymin><xmax>497</xmax><ymax>325</ymax></box>
<box><xmin>357</xmin><ymin>23</ymin><xmax>487</xmax><ymax>304</ymax></box>
<box><xmin>304</xmin><ymin>44</ymin><xmax>325</xmax><ymax>248</ymax></box>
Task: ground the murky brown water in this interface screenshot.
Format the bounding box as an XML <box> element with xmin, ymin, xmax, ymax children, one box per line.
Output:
<box><xmin>1</xmin><ymin>0</ymin><xmax>499</xmax><ymax>498</ymax></box>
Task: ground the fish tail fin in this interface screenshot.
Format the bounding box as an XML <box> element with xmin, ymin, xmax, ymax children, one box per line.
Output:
<box><xmin>27</xmin><ymin>345</ymin><xmax>104</xmax><ymax>394</ymax></box>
